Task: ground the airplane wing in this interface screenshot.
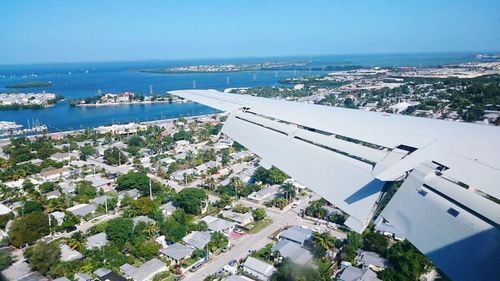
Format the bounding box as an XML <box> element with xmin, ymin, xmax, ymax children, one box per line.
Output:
<box><xmin>170</xmin><ymin>89</ymin><xmax>500</xmax><ymax>281</ymax></box>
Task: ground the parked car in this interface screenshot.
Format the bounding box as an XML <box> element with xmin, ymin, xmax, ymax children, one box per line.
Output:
<box><xmin>190</xmin><ymin>263</ymin><xmax>203</xmax><ymax>272</ymax></box>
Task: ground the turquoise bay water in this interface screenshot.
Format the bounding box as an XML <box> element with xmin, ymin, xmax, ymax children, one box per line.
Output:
<box><xmin>0</xmin><ymin>53</ymin><xmax>482</xmax><ymax>132</ymax></box>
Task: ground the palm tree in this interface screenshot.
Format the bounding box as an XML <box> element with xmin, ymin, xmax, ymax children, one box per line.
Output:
<box><xmin>312</xmin><ymin>232</ymin><xmax>335</xmax><ymax>258</ymax></box>
<box><xmin>144</xmin><ymin>221</ymin><xmax>159</xmax><ymax>237</ymax></box>
<box><xmin>281</xmin><ymin>183</ymin><xmax>296</xmax><ymax>203</ymax></box>
<box><xmin>231</xmin><ymin>177</ymin><xmax>245</xmax><ymax>197</ymax></box>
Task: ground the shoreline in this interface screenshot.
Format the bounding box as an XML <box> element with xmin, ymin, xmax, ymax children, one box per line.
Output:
<box><xmin>73</xmin><ymin>100</ymin><xmax>182</xmax><ymax>107</ymax></box>
<box><xmin>0</xmin><ymin>112</ymin><xmax>222</xmax><ymax>142</ymax></box>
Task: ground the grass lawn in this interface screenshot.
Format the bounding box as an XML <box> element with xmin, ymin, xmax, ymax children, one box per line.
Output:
<box><xmin>247</xmin><ymin>218</ymin><xmax>273</xmax><ymax>234</ymax></box>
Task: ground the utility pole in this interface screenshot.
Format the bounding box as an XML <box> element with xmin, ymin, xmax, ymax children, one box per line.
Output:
<box><xmin>149</xmin><ymin>179</ymin><xmax>153</xmax><ymax>200</ymax></box>
<box><xmin>104</xmin><ymin>194</ymin><xmax>108</xmax><ymax>213</ymax></box>
<box><xmin>48</xmin><ymin>213</ymin><xmax>52</xmax><ymax>237</ymax></box>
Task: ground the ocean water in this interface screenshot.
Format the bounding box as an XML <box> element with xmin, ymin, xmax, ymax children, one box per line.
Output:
<box><xmin>0</xmin><ymin>53</ymin><xmax>482</xmax><ymax>132</ymax></box>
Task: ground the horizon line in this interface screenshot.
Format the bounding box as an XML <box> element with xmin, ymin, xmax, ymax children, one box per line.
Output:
<box><xmin>1</xmin><ymin>50</ymin><xmax>499</xmax><ymax>67</ymax></box>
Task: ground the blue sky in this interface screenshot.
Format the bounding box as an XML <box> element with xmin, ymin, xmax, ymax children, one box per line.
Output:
<box><xmin>0</xmin><ymin>0</ymin><xmax>499</xmax><ymax>64</ymax></box>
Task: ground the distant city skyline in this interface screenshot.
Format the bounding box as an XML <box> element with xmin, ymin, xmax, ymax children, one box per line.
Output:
<box><xmin>0</xmin><ymin>0</ymin><xmax>499</xmax><ymax>64</ymax></box>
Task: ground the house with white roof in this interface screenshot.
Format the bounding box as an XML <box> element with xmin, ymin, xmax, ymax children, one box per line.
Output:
<box><xmin>119</xmin><ymin>258</ymin><xmax>166</xmax><ymax>281</ymax></box>
<box><xmin>67</xmin><ymin>204</ymin><xmax>96</xmax><ymax>217</ymax></box>
<box><xmin>158</xmin><ymin>243</ymin><xmax>193</xmax><ymax>263</ymax></box>
<box><xmin>201</xmin><ymin>215</ymin><xmax>235</xmax><ymax>232</ymax></box>
<box><xmin>183</xmin><ymin>231</ymin><xmax>211</xmax><ymax>250</ymax></box>
<box><xmin>86</xmin><ymin>232</ymin><xmax>108</xmax><ymax>250</ymax></box>
<box><xmin>278</xmin><ymin>226</ymin><xmax>312</xmax><ymax>245</ymax></box>
<box><xmin>242</xmin><ymin>257</ymin><xmax>276</xmax><ymax>281</ymax></box>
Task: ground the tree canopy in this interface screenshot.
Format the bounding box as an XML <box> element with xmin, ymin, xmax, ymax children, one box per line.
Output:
<box><xmin>173</xmin><ymin>188</ymin><xmax>207</xmax><ymax>215</ymax></box>
<box><xmin>9</xmin><ymin>212</ymin><xmax>50</xmax><ymax>247</ymax></box>
<box><xmin>24</xmin><ymin>242</ymin><xmax>60</xmax><ymax>275</ymax></box>
<box><xmin>105</xmin><ymin>218</ymin><xmax>134</xmax><ymax>246</ymax></box>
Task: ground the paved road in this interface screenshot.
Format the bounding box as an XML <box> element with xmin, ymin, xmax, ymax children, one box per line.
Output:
<box><xmin>183</xmin><ymin>194</ymin><xmax>315</xmax><ymax>280</ymax></box>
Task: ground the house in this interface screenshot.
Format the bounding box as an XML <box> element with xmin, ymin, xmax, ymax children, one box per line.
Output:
<box><xmin>50</xmin><ymin>152</ymin><xmax>71</xmax><ymax>162</ymax></box>
<box><xmin>39</xmin><ymin>167</ymin><xmax>71</xmax><ymax>182</ymax></box>
<box><xmin>159</xmin><ymin>202</ymin><xmax>176</xmax><ymax>217</ymax></box>
<box><xmin>1</xmin><ymin>261</ymin><xmax>33</xmax><ymax>281</ymax></box>
<box><xmin>171</xmin><ymin>168</ymin><xmax>196</xmax><ymax>181</ymax></box>
<box><xmin>221</xmin><ymin>211</ymin><xmax>253</xmax><ymax>226</ymax></box>
<box><xmin>50</xmin><ymin>211</ymin><xmax>65</xmax><ymax>225</ymax></box>
<box><xmin>183</xmin><ymin>231</ymin><xmax>211</xmax><ymax>250</ymax></box>
<box><xmin>118</xmin><ymin>188</ymin><xmax>139</xmax><ymax>201</ymax></box>
<box><xmin>18</xmin><ymin>272</ymin><xmax>48</xmax><ymax>281</ymax></box>
<box><xmin>97</xmin><ymin>271</ymin><xmax>127</xmax><ymax>281</ymax></box>
<box><xmin>120</xmin><ymin>258</ymin><xmax>166</xmax><ymax>281</ymax></box>
<box><xmin>60</xmin><ymin>182</ymin><xmax>76</xmax><ymax>194</ymax></box>
<box><xmin>91</xmin><ymin>195</ymin><xmax>113</xmax><ymax>206</ymax></box>
<box><xmin>279</xmin><ymin>226</ymin><xmax>312</xmax><ymax>245</ymax></box>
<box><xmin>60</xmin><ymin>244</ymin><xmax>83</xmax><ymax>262</ymax></box>
<box><xmin>201</xmin><ymin>215</ymin><xmax>235</xmax><ymax>232</ymax></box>
<box><xmin>132</xmin><ymin>216</ymin><xmax>155</xmax><ymax>226</ymax></box>
<box><xmin>158</xmin><ymin>243</ymin><xmax>194</xmax><ymax>263</ymax></box>
<box><xmin>242</xmin><ymin>257</ymin><xmax>276</xmax><ymax>281</ymax></box>
<box><xmin>0</xmin><ymin>203</ymin><xmax>12</xmax><ymax>216</ymax></box>
<box><xmin>356</xmin><ymin>251</ymin><xmax>389</xmax><ymax>272</ymax></box>
<box><xmin>75</xmin><ymin>273</ymin><xmax>92</xmax><ymax>281</ymax></box>
<box><xmin>44</xmin><ymin>189</ymin><xmax>61</xmax><ymax>200</ymax></box>
<box><xmin>337</xmin><ymin>266</ymin><xmax>380</xmax><ymax>281</ymax></box>
<box><xmin>247</xmin><ymin>185</ymin><xmax>279</xmax><ymax>203</ymax></box>
<box><xmin>194</xmin><ymin>161</ymin><xmax>217</xmax><ymax>174</ymax></box>
<box><xmin>67</xmin><ymin>203</ymin><xmax>96</xmax><ymax>217</ymax></box>
<box><xmin>86</xmin><ymin>232</ymin><xmax>108</xmax><ymax>249</ymax></box>
<box><xmin>54</xmin><ymin>277</ymin><xmax>71</xmax><ymax>281</ymax></box>
<box><xmin>84</xmin><ymin>175</ymin><xmax>114</xmax><ymax>191</ymax></box>
<box><xmin>222</xmin><ymin>276</ymin><xmax>253</xmax><ymax>281</ymax></box>
<box><xmin>271</xmin><ymin>239</ymin><xmax>313</xmax><ymax>266</ymax></box>
<box><xmin>94</xmin><ymin>268</ymin><xmax>112</xmax><ymax>278</ymax></box>
<box><xmin>373</xmin><ymin>217</ymin><xmax>405</xmax><ymax>241</ymax></box>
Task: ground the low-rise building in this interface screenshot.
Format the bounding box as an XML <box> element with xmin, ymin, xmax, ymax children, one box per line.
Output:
<box><xmin>337</xmin><ymin>266</ymin><xmax>380</xmax><ymax>281</ymax></box>
<box><xmin>39</xmin><ymin>167</ymin><xmax>71</xmax><ymax>182</ymax></box>
<box><xmin>119</xmin><ymin>258</ymin><xmax>166</xmax><ymax>281</ymax></box>
<box><xmin>67</xmin><ymin>203</ymin><xmax>96</xmax><ymax>217</ymax></box>
<box><xmin>271</xmin><ymin>239</ymin><xmax>313</xmax><ymax>266</ymax></box>
<box><xmin>247</xmin><ymin>185</ymin><xmax>279</xmax><ymax>203</ymax></box>
<box><xmin>86</xmin><ymin>232</ymin><xmax>108</xmax><ymax>250</ymax></box>
<box><xmin>132</xmin><ymin>216</ymin><xmax>155</xmax><ymax>226</ymax></box>
<box><xmin>60</xmin><ymin>244</ymin><xmax>83</xmax><ymax>262</ymax></box>
<box><xmin>221</xmin><ymin>211</ymin><xmax>253</xmax><ymax>226</ymax></box>
<box><xmin>50</xmin><ymin>211</ymin><xmax>65</xmax><ymax>225</ymax></box>
<box><xmin>158</xmin><ymin>243</ymin><xmax>194</xmax><ymax>263</ymax></box>
<box><xmin>356</xmin><ymin>251</ymin><xmax>389</xmax><ymax>272</ymax></box>
<box><xmin>50</xmin><ymin>152</ymin><xmax>72</xmax><ymax>162</ymax></box>
<box><xmin>279</xmin><ymin>226</ymin><xmax>312</xmax><ymax>245</ymax></box>
<box><xmin>183</xmin><ymin>231</ymin><xmax>211</xmax><ymax>250</ymax></box>
<box><xmin>159</xmin><ymin>202</ymin><xmax>176</xmax><ymax>217</ymax></box>
<box><xmin>201</xmin><ymin>215</ymin><xmax>235</xmax><ymax>232</ymax></box>
<box><xmin>242</xmin><ymin>257</ymin><xmax>276</xmax><ymax>281</ymax></box>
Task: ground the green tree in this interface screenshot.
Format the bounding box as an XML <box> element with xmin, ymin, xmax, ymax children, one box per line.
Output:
<box><xmin>134</xmin><ymin>240</ymin><xmax>160</xmax><ymax>260</ymax></box>
<box><xmin>271</xmin><ymin>258</ymin><xmax>321</xmax><ymax>281</ymax></box>
<box><xmin>39</xmin><ymin>182</ymin><xmax>57</xmax><ymax>193</ymax></box>
<box><xmin>75</xmin><ymin>181</ymin><xmax>97</xmax><ymax>203</ymax></box>
<box><xmin>363</xmin><ymin>232</ymin><xmax>388</xmax><ymax>256</ymax></box>
<box><xmin>0</xmin><ymin>251</ymin><xmax>13</xmax><ymax>271</ymax></box>
<box><xmin>252</xmin><ymin>208</ymin><xmax>266</xmax><ymax>221</ymax></box>
<box><xmin>103</xmin><ymin>147</ymin><xmax>128</xmax><ymax>165</ymax></box>
<box><xmin>9</xmin><ymin>212</ymin><xmax>50</xmax><ymax>247</ymax></box>
<box><xmin>311</xmin><ymin>232</ymin><xmax>335</xmax><ymax>258</ymax></box>
<box><xmin>380</xmin><ymin>240</ymin><xmax>432</xmax><ymax>281</ymax></box>
<box><xmin>173</xmin><ymin>188</ymin><xmax>207</xmax><ymax>215</ymax></box>
<box><xmin>208</xmin><ymin>232</ymin><xmax>228</xmax><ymax>252</ymax></box>
<box><xmin>105</xmin><ymin>218</ymin><xmax>134</xmax><ymax>246</ymax></box>
<box><xmin>24</xmin><ymin>242</ymin><xmax>60</xmax><ymax>275</ymax></box>
<box><xmin>22</xmin><ymin>200</ymin><xmax>44</xmax><ymax>214</ymax></box>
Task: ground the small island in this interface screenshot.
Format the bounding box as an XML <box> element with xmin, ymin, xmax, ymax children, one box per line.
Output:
<box><xmin>68</xmin><ymin>91</ymin><xmax>184</xmax><ymax>106</ymax></box>
<box><xmin>6</xmin><ymin>81</ymin><xmax>52</xmax><ymax>89</ymax></box>
<box><xmin>135</xmin><ymin>61</ymin><xmax>307</xmax><ymax>74</ymax></box>
<box><xmin>0</xmin><ymin>92</ymin><xmax>63</xmax><ymax>110</ymax></box>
